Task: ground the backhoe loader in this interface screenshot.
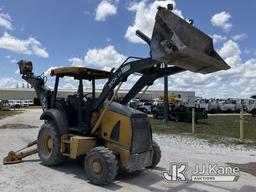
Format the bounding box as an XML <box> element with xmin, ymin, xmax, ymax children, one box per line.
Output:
<box><xmin>3</xmin><ymin>5</ymin><xmax>230</xmax><ymax>185</ymax></box>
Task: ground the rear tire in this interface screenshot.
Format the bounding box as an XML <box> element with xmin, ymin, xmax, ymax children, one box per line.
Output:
<box><xmin>37</xmin><ymin>122</ymin><xmax>64</xmax><ymax>166</ymax></box>
<box><xmin>84</xmin><ymin>146</ymin><xmax>117</xmax><ymax>185</ymax></box>
<box><xmin>148</xmin><ymin>141</ymin><xmax>161</xmax><ymax>168</ymax></box>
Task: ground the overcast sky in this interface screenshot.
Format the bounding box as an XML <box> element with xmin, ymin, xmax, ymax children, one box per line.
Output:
<box><xmin>0</xmin><ymin>0</ymin><xmax>255</xmax><ymax>98</ymax></box>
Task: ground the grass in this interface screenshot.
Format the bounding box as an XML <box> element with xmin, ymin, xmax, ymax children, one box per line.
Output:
<box><xmin>150</xmin><ymin>115</ymin><xmax>256</xmax><ymax>146</ymax></box>
<box><xmin>30</xmin><ymin>105</ymin><xmax>42</xmax><ymax>109</ymax></box>
<box><xmin>0</xmin><ymin>110</ymin><xmax>23</xmax><ymax>120</ymax></box>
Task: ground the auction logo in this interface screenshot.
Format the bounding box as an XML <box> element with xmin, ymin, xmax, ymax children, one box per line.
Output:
<box><xmin>162</xmin><ymin>162</ymin><xmax>240</xmax><ymax>182</ymax></box>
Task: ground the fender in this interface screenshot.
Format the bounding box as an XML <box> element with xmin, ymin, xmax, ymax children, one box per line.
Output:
<box><xmin>40</xmin><ymin>109</ymin><xmax>68</xmax><ymax>135</ymax></box>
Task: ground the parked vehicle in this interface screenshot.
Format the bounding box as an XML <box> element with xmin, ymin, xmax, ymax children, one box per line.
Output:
<box><xmin>20</xmin><ymin>100</ymin><xmax>29</xmax><ymax>107</ymax></box>
<box><xmin>8</xmin><ymin>100</ymin><xmax>21</xmax><ymax>108</ymax></box>
<box><xmin>196</xmin><ymin>99</ymin><xmax>209</xmax><ymax>111</ymax></box>
<box><xmin>218</xmin><ymin>100</ymin><xmax>236</xmax><ymax>113</ymax></box>
<box><xmin>28</xmin><ymin>100</ymin><xmax>34</xmax><ymax>106</ymax></box>
<box><xmin>0</xmin><ymin>100</ymin><xmax>10</xmax><ymax>111</ymax></box>
<box><xmin>152</xmin><ymin>101</ymin><xmax>207</xmax><ymax>122</ymax></box>
<box><xmin>207</xmin><ymin>99</ymin><xmax>219</xmax><ymax>113</ymax></box>
<box><xmin>247</xmin><ymin>99</ymin><xmax>256</xmax><ymax>116</ymax></box>
<box><xmin>137</xmin><ymin>101</ymin><xmax>152</xmax><ymax>114</ymax></box>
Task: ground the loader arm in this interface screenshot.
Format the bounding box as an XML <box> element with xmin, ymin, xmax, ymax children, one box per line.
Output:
<box><xmin>91</xmin><ymin>57</ymin><xmax>162</xmax><ymax>110</ymax></box>
<box><xmin>121</xmin><ymin>66</ymin><xmax>186</xmax><ymax>105</ymax></box>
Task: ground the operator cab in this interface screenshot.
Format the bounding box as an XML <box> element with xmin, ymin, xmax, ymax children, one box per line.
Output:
<box><xmin>50</xmin><ymin>67</ymin><xmax>111</xmax><ymax>134</ymax></box>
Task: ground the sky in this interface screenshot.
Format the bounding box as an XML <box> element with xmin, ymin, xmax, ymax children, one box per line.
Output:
<box><xmin>0</xmin><ymin>0</ymin><xmax>256</xmax><ymax>99</ymax></box>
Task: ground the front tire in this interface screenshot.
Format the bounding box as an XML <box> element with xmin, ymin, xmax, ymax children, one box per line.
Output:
<box><xmin>148</xmin><ymin>141</ymin><xmax>161</xmax><ymax>168</ymax></box>
<box><xmin>37</xmin><ymin>122</ymin><xmax>64</xmax><ymax>166</ymax></box>
<box><xmin>84</xmin><ymin>146</ymin><xmax>117</xmax><ymax>185</ymax></box>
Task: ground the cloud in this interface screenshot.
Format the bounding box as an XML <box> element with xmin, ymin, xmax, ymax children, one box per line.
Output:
<box><xmin>219</xmin><ymin>40</ymin><xmax>241</xmax><ymax>63</ymax></box>
<box><xmin>14</xmin><ymin>68</ymin><xmax>20</xmax><ymax>74</ymax></box>
<box><xmin>242</xmin><ymin>59</ymin><xmax>256</xmax><ymax>79</ymax></box>
<box><xmin>68</xmin><ymin>57</ymin><xmax>84</xmax><ymax>67</ymax></box>
<box><xmin>0</xmin><ymin>32</ymin><xmax>49</xmax><ymax>58</ymax></box>
<box><xmin>67</xmin><ymin>46</ymin><xmax>125</xmax><ymax>70</ymax></box>
<box><xmin>232</xmin><ymin>33</ymin><xmax>247</xmax><ymax>41</ymax></box>
<box><xmin>0</xmin><ymin>9</ymin><xmax>13</xmax><ymax>30</ymax></box>
<box><xmin>84</xmin><ymin>45</ymin><xmax>125</xmax><ymax>68</ymax></box>
<box><xmin>44</xmin><ymin>66</ymin><xmax>61</xmax><ymax>76</ymax></box>
<box><xmin>95</xmin><ymin>0</ymin><xmax>117</xmax><ymax>21</ymax></box>
<box><xmin>211</xmin><ymin>11</ymin><xmax>232</xmax><ymax>31</ymax></box>
<box><xmin>125</xmin><ymin>0</ymin><xmax>183</xmax><ymax>43</ymax></box>
<box><xmin>0</xmin><ymin>77</ymin><xmax>23</xmax><ymax>88</ymax></box>
<box><xmin>211</xmin><ymin>34</ymin><xmax>227</xmax><ymax>43</ymax></box>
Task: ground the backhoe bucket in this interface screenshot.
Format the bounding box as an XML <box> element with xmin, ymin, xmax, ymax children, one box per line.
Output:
<box><xmin>17</xmin><ymin>60</ymin><xmax>33</xmax><ymax>75</ymax></box>
<box><xmin>150</xmin><ymin>6</ymin><xmax>230</xmax><ymax>74</ymax></box>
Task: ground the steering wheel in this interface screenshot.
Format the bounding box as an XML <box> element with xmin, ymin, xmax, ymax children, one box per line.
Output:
<box><xmin>83</xmin><ymin>93</ymin><xmax>93</xmax><ymax>101</ymax></box>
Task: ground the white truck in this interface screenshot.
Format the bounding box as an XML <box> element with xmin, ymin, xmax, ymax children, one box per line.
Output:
<box><xmin>247</xmin><ymin>99</ymin><xmax>256</xmax><ymax>116</ymax></box>
<box><xmin>218</xmin><ymin>100</ymin><xmax>236</xmax><ymax>113</ymax></box>
<box><xmin>28</xmin><ymin>100</ymin><xmax>34</xmax><ymax>106</ymax></box>
<box><xmin>8</xmin><ymin>100</ymin><xmax>22</xmax><ymax>108</ymax></box>
<box><xmin>20</xmin><ymin>100</ymin><xmax>29</xmax><ymax>107</ymax></box>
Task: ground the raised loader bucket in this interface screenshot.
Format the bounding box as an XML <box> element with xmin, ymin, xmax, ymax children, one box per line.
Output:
<box><xmin>150</xmin><ymin>6</ymin><xmax>230</xmax><ymax>74</ymax></box>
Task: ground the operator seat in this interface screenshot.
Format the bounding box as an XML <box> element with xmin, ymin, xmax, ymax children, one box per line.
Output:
<box><xmin>54</xmin><ymin>97</ymin><xmax>77</xmax><ymax>127</ymax></box>
<box><xmin>66</xmin><ymin>95</ymin><xmax>91</xmax><ymax>133</ymax></box>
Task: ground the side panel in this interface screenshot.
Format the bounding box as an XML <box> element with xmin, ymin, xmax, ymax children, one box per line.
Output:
<box><xmin>100</xmin><ymin>110</ymin><xmax>153</xmax><ymax>169</ymax></box>
<box><xmin>70</xmin><ymin>136</ymin><xmax>97</xmax><ymax>159</ymax></box>
<box><xmin>100</xmin><ymin>110</ymin><xmax>132</xmax><ymax>149</ymax></box>
<box><xmin>61</xmin><ymin>134</ymin><xmax>97</xmax><ymax>159</ymax></box>
<box><xmin>100</xmin><ymin>110</ymin><xmax>132</xmax><ymax>166</ymax></box>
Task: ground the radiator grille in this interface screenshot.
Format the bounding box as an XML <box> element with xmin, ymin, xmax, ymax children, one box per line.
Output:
<box><xmin>131</xmin><ymin>117</ymin><xmax>152</xmax><ymax>153</ymax></box>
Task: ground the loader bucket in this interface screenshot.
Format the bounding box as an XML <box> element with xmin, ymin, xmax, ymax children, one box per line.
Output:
<box><xmin>150</xmin><ymin>6</ymin><xmax>230</xmax><ymax>74</ymax></box>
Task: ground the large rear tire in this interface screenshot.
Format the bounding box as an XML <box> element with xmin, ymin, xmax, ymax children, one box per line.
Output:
<box><xmin>37</xmin><ymin>122</ymin><xmax>64</xmax><ymax>166</ymax></box>
<box><xmin>84</xmin><ymin>146</ymin><xmax>117</xmax><ymax>185</ymax></box>
<box><xmin>148</xmin><ymin>140</ymin><xmax>161</xmax><ymax>168</ymax></box>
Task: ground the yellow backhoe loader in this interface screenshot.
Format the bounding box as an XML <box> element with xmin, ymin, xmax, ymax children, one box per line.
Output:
<box><xmin>3</xmin><ymin>5</ymin><xmax>229</xmax><ymax>185</ymax></box>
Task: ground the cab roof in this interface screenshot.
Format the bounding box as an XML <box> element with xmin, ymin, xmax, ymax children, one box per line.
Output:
<box><xmin>51</xmin><ymin>67</ymin><xmax>111</xmax><ymax>80</ymax></box>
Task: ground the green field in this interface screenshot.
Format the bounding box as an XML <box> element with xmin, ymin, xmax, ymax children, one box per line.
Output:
<box><xmin>150</xmin><ymin>115</ymin><xmax>256</xmax><ymax>145</ymax></box>
<box><xmin>0</xmin><ymin>110</ymin><xmax>23</xmax><ymax>120</ymax></box>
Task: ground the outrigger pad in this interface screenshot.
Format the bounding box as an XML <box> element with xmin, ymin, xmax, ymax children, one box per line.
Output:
<box><xmin>150</xmin><ymin>6</ymin><xmax>230</xmax><ymax>74</ymax></box>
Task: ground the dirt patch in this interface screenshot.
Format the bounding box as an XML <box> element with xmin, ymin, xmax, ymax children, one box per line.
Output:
<box><xmin>228</xmin><ymin>162</ymin><xmax>256</xmax><ymax>176</ymax></box>
<box><xmin>0</xmin><ymin>124</ymin><xmax>37</xmax><ymax>129</ymax></box>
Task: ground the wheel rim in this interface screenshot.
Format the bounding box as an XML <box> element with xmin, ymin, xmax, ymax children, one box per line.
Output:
<box><xmin>89</xmin><ymin>156</ymin><xmax>104</xmax><ymax>177</ymax></box>
<box><xmin>42</xmin><ymin>133</ymin><xmax>53</xmax><ymax>155</ymax></box>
